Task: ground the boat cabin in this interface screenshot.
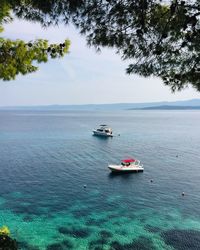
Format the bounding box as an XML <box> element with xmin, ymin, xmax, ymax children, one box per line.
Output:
<box><xmin>97</xmin><ymin>125</ymin><xmax>112</xmax><ymax>133</ymax></box>
<box><xmin>108</xmin><ymin>158</ymin><xmax>143</xmax><ymax>172</ymax></box>
<box><xmin>93</xmin><ymin>124</ymin><xmax>113</xmax><ymax>137</ymax></box>
<box><xmin>121</xmin><ymin>158</ymin><xmax>139</xmax><ymax>166</ymax></box>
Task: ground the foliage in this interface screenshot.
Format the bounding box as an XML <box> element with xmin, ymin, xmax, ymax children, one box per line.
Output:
<box><xmin>0</xmin><ymin>1</ymin><xmax>70</xmax><ymax>81</ymax></box>
<box><xmin>0</xmin><ymin>225</ymin><xmax>10</xmax><ymax>235</ymax></box>
<box><xmin>1</xmin><ymin>0</ymin><xmax>200</xmax><ymax>91</ymax></box>
<box><xmin>0</xmin><ymin>37</ymin><xmax>70</xmax><ymax>81</ymax></box>
<box><xmin>74</xmin><ymin>0</ymin><xmax>200</xmax><ymax>91</ymax></box>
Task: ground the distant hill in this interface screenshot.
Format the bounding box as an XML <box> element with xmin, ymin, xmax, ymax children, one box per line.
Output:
<box><xmin>139</xmin><ymin>105</ymin><xmax>200</xmax><ymax>110</ymax></box>
<box><xmin>1</xmin><ymin>99</ymin><xmax>200</xmax><ymax>111</ymax></box>
<box><xmin>127</xmin><ymin>99</ymin><xmax>200</xmax><ymax>110</ymax></box>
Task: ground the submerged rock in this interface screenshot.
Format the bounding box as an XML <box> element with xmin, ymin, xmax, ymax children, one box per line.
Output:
<box><xmin>46</xmin><ymin>243</ymin><xmax>65</xmax><ymax>250</ymax></box>
<box><xmin>161</xmin><ymin>229</ymin><xmax>200</xmax><ymax>250</ymax></box>
<box><xmin>89</xmin><ymin>239</ymin><xmax>107</xmax><ymax>249</ymax></box>
<box><xmin>99</xmin><ymin>230</ymin><xmax>112</xmax><ymax>239</ymax></box>
<box><xmin>145</xmin><ymin>225</ymin><xmax>161</xmax><ymax>233</ymax></box>
<box><xmin>110</xmin><ymin>237</ymin><xmax>154</xmax><ymax>250</ymax></box>
<box><xmin>58</xmin><ymin>226</ymin><xmax>91</xmax><ymax>238</ymax></box>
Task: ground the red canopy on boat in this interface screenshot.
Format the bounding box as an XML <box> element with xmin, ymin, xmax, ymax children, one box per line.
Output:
<box><xmin>122</xmin><ymin>158</ymin><xmax>135</xmax><ymax>163</ymax></box>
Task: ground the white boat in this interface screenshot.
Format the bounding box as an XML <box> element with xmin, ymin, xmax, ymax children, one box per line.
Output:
<box><xmin>93</xmin><ymin>125</ymin><xmax>113</xmax><ymax>137</ymax></box>
<box><xmin>108</xmin><ymin>158</ymin><xmax>144</xmax><ymax>173</ymax></box>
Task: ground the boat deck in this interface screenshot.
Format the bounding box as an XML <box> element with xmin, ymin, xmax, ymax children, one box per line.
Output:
<box><xmin>108</xmin><ymin>165</ymin><xmax>144</xmax><ymax>172</ymax></box>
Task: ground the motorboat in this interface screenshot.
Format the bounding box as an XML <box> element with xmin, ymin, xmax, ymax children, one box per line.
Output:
<box><xmin>93</xmin><ymin>125</ymin><xmax>113</xmax><ymax>137</ymax></box>
<box><xmin>108</xmin><ymin>158</ymin><xmax>144</xmax><ymax>173</ymax></box>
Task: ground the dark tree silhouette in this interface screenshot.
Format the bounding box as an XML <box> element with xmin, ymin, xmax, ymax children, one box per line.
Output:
<box><xmin>1</xmin><ymin>0</ymin><xmax>200</xmax><ymax>91</ymax></box>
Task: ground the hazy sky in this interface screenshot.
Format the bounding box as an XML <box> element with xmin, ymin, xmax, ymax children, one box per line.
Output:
<box><xmin>0</xmin><ymin>18</ymin><xmax>199</xmax><ymax>106</ymax></box>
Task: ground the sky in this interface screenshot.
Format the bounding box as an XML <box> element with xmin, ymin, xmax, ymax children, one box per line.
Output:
<box><xmin>0</xmin><ymin>18</ymin><xmax>199</xmax><ymax>106</ymax></box>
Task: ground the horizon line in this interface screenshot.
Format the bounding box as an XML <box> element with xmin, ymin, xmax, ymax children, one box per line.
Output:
<box><xmin>0</xmin><ymin>98</ymin><xmax>199</xmax><ymax>108</ymax></box>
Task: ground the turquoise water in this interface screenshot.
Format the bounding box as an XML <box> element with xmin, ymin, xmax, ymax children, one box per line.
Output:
<box><xmin>0</xmin><ymin>110</ymin><xmax>200</xmax><ymax>249</ymax></box>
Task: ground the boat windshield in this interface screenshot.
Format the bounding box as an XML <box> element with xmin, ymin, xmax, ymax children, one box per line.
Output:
<box><xmin>121</xmin><ymin>159</ymin><xmax>139</xmax><ymax>166</ymax></box>
<box><xmin>121</xmin><ymin>162</ymin><xmax>130</xmax><ymax>166</ymax></box>
<box><xmin>105</xmin><ymin>129</ymin><xmax>110</xmax><ymax>133</ymax></box>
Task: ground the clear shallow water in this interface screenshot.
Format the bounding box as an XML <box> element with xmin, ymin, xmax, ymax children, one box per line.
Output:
<box><xmin>0</xmin><ymin>110</ymin><xmax>200</xmax><ymax>250</ymax></box>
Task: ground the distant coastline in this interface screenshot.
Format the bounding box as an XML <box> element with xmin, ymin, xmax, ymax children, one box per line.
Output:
<box><xmin>131</xmin><ymin>105</ymin><xmax>200</xmax><ymax>110</ymax></box>
<box><xmin>1</xmin><ymin>99</ymin><xmax>200</xmax><ymax>111</ymax></box>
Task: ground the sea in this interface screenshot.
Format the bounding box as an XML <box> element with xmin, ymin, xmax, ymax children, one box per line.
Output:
<box><xmin>0</xmin><ymin>110</ymin><xmax>200</xmax><ymax>250</ymax></box>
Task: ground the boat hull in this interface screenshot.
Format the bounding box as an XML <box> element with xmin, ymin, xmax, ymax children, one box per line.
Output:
<box><xmin>108</xmin><ymin>165</ymin><xmax>144</xmax><ymax>173</ymax></box>
<box><xmin>93</xmin><ymin>130</ymin><xmax>113</xmax><ymax>137</ymax></box>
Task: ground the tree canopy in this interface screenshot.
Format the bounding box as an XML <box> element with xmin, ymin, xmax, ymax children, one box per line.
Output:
<box><xmin>0</xmin><ymin>0</ymin><xmax>70</xmax><ymax>80</ymax></box>
<box><xmin>1</xmin><ymin>0</ymin><xmax>200</xmax><ymax>92</ymax></box>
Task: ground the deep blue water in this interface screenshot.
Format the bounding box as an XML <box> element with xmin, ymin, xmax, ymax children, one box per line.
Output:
<box><xmin>0</xmin><ymin>110</ymin><xmax>200</xmax><ymax>250</ymax></box>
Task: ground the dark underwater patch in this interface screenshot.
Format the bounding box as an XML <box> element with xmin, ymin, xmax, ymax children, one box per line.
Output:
<box><xmin>88</xmin><ymin>230</ymin><xmax>112</xmax><ymax>249</ymax></box>
<box><xmin>4</xmin><ymin>201</ymin><xmax>43</xmax><ymax>217</ymax></box>
<box><xmin>23</xmin><ymin>215</ymin><xmax>34</xmax><ymax>222</ymax></box>
<box><xmin>139</xmin><ymin>217</ymin><xmax>146</xmax><ymax>223</ymax></box>
<box><xmin>46</xmin><ymin>243</ymin><xmax>65</xmax><ymax>250</ymax></box>
<box><xmin>85</xmin><ymin>218</ymin><xmax>107</xmax><ymax>226</ymax></box>
<box><xmin>107</xmin><ymin>214</ymin><xmax>119</xmax><ymax>219</ymax></box>
<box><xmin>72</xmin><ymin>209</ymin><xmax>90</xmax><ymax>218</ymax></box>
<box><xmin>115</xmin><ymin>229</ymin><xmax>127</xmax><ymax>236</ymax></box>
<box><xmin>145</xmin><ymin>225</ymin><xmax>161</xmax><ymax>233</ymax></box>
<box><xmin>161</xmin><ymin>229</ymin><xmax>200</xmax><ymax>250</ymax></box>
<box><xmin>62</xmin><ymin>240</ymin><xmax>73</xmax><ymax>248</ymax></box>
<box><xmin>99</xmin><ymin>230</ymin><xmax>112</xmax><ymax>239</ymax></box>
<box><xmin>89</xmin><ymin>246</ymin><xmax>103</xmax><ymax>250</ymax></box>
<box><xmin>110</xmin><ymin>237</ymin><xmax>155</xmax><ymax>250</ymax></box>
<box><xmin>46</xmin><ymin>240</ymin><xmax>73</xmax><ymax>250</ymax></box>
<box><xmin>18</xmin><ymin>241</ymin><xmax>40</xmax><ymax>250</ymax></box>
<box><xmin>58</xmin><ymin>226</ymin><xmax>91</xmax><ymax>238</ymax></box>
<box><xmin>89</xmin><ymin>238</ymin><xmax>107</xmax><ymax>250</ymax></box>
<box><xmin>58</xmin><ymin>226</ymin><xmax>71</xmax><ymax>235</ymax></box>
<box><xmin>112</xmin><ymin>221</ymin><xmax>122</xmax><ymax>226</ymax></box>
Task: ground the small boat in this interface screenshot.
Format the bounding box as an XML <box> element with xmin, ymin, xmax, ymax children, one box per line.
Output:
<box><xmin>93</xmin><ymin>125</ymin><xmax>113</xmax><ymax>137</ymax></box>
<box><xmin>108</xmin><ymin>158</ymin><xmax>144</xmax><ymax>173</ymax></box>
